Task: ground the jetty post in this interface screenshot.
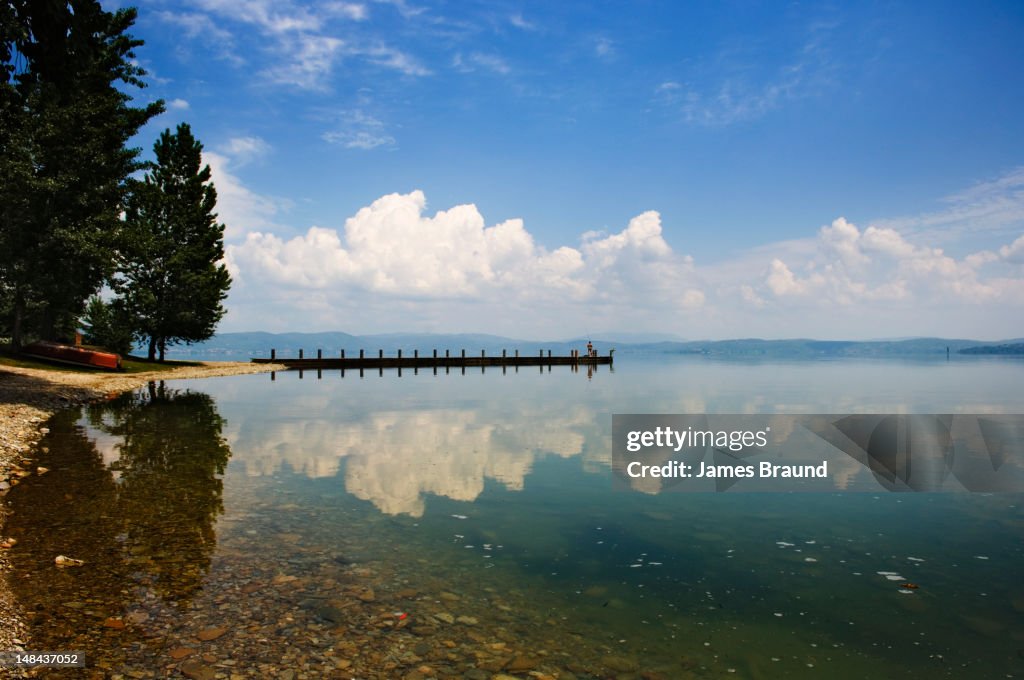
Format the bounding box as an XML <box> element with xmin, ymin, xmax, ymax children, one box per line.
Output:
<box><xmin>299</xmin><ymin>349</ymin><xmax>304</xmax><ymax>359</ymax></box>
<box><xmin>317</xmin><ymin>349</ymin><xmax>322</xmax><ymax>360</ymax></box>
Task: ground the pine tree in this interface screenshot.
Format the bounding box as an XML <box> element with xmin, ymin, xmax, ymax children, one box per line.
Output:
<box><xmin>0</xmin><ymin>1</ymin><xmax>163</xmax><ymax>348</ymax></box>
<box><xmin>118</xmin><ymin>124</ymin><xmax>231</xmax><ymax>361</ymax></box>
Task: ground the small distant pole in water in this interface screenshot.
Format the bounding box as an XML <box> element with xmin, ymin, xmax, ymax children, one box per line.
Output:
<box><xmin>947</xmin><ymin>346</ymin><xmax>950</xmax><ymax>361</ymax></box>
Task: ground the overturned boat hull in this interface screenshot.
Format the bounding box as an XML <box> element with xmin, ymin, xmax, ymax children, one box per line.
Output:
<box><xmin>23</xmin><ymin>341</ymin><xmax>122</xmax><ymax>371</ymax></box>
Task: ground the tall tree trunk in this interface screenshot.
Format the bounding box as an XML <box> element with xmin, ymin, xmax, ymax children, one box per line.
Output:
<box><xmin>158</xmin><ymin>340</ymin><xmax>165</xmax><ymax>362</ymax></box>
<box><xmin>147</xmin><ymin>336</ymin><xmax>157</xmax><ymax>361</ymax></box>
<box><xmin>12</xmin><ymin>297</ymin><xmax>24</xmax><ymax>351</ymax></box>
<box><xmin>40</xmin><ymin>306</ymin><xmax>55</xmax><ymax>342</ymax></box>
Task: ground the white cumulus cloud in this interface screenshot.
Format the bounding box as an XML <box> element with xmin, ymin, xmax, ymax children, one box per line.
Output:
<box><xmin>225</xmin><ymin>190</ymin><xmax>703</xmax><ymax>332</ymax></box>
<box><xmin>756</xmin><ymin>217</ymin><xmax>1021</xmax><ymax>307</ymax></box>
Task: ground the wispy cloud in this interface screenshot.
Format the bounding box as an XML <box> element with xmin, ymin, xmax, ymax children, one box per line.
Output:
<box><xmin>360</xmin><ymin>44</ymin><xmax>432</xmax><ymax>76</ymax></box>
<box><xmin>656</xmin><ymin>22</ymin><xmax>838</xmax><ymax>126</ymax></box>
<box><xmin>158</xmin><ymin>11</ymin><xmax>242</xmax><ymax>64</ymax></box>
<box><xmin>217</xmin><ymin>136</ymin><xmax>271</xmax><ymax>165</ymax></box>
<box><xmin>594</xmin><ymin>36</ymin><xmax>615</xmax><ymax>60</ymax></box>
<box><xmin>161</xmin><ymin>0</ymin><xmax>427</xmax><ymax>90</ymax></box>
<box><xmin>452</xmin><ymin>51</ymin><xmax>510</xmax><ymax>75</ymax></box>
<box><xmin>189</xmin><ymin>0</ymin><xmax>327</xmax><ymax>34</ymax></box>
<box><xmin>167</xmin><ymin>98</ymin><xmax>190</xmax><ymax>110</ymax></box>
<box><xmin>509</xmin><ymin>13</ymin><xmax>536</xmax><ymax>31</ymax></box>
<box><xmin>202</xmin><ymin>152</ymin><xmax>291</xmax><ymax>241</ymax></box>
<box><xmin>372</xmin><ymin>0</ymin><xmax>427</xmax><ymax>20</ymax></box>
<box><xmin>873</xmin><ymin>167</ymin><xmax>1024</xmax><ymax>242</ymax></box>
<box><xmin>321</xmin><ymin>109</ymin><xmax>397</xmax><ymax>150</ymax></box>
<box><xmin>262</xmin><ymin>35</ymin><xmax>346</xmax><ymax>89</ymax></box>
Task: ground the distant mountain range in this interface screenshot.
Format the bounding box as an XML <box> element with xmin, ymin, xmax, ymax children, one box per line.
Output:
<box><xmin>958</xmin><ymin>343</ymin><xmax>1024</xmax><ymax>355</ymax></box>
<box><xmin>157</xmin><ymin>332</ymin><xmax>1024</xmax><ymax>360</ymax></box>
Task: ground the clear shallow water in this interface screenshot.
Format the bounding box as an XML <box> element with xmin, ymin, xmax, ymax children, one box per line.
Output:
<box><xmin>5</xmin><ymin>355</ymin><xmax>1024</xmax><ymax>679</ymax></box>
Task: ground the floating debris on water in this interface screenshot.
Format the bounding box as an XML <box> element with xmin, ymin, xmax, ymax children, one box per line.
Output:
<box><xmin>877</xmin><ymin>571</ymin><xmax>906</xmax><ymax>581</ymax></box>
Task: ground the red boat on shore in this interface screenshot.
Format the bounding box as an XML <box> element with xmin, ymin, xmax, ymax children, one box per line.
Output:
<box><xmin>23</xmin><ymin>340</ymin><xmax>123</xmax><ymax>371</ymax></box>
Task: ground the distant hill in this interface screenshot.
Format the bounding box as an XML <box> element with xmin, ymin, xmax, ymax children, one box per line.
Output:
<box><xmin>958</xmin><ymin>343</ymin><xmax>1024</xmax><ymax>355</ymax></box>
<box><xmin>653</xmin><ymin>337</ymin><xmax>1020</xmax><ymax>357</ymax></box>
<box><xmin>160</xmin><ymin>332</ymin><xmax>1024</xmax><ymax>360</ymax></box>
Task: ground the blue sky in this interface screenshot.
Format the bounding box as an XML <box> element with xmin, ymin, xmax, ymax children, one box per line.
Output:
<box><xmin>112</xmin><ymin>0</ymin><xmax>1024</xmax><ymax>339</ymax></box>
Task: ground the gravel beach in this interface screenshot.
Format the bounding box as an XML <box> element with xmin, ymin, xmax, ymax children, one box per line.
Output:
<box><xmin>0</xmin><ymin>361</ymin><xmax>284</xmax><ymax>654</ymax></box>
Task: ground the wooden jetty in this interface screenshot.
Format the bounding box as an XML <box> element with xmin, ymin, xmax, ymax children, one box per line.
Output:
<box><xmin>251</xmin><ymin>348</ymin><xmax>613</xmax><ymax>370</ymax></box>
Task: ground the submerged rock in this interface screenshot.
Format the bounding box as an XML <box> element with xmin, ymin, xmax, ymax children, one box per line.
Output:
<box><xmin>179</xmin><ymin>659</ymin><xmax>216</xmax><ymax>680</ymax></box>
<box><xmin>196</xmin><ymin>626</ymin><xmax>228</xmax><ymax>641</ymax></box>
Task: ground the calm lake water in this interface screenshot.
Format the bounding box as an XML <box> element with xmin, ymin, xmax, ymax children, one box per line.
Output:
<box><xmin>6</xmin><ymin>355</ymin><xmax>1024</xmax><ymax>679</ymax></box>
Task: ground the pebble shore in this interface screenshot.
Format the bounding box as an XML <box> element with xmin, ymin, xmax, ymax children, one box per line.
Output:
<box><xmin>0</xmin><ymin>361</ymin><xmax>284</xmax><ymax>654</ymax></box>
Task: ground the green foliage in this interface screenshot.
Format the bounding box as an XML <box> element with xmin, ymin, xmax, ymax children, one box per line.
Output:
<box><xmin>116</xmin><ymin>123</ymin><xmax>232</xmax><ymax>361</ymax></box>
<box><xmin>0</xmin><ymin>1</ymin><xmax>163</xmax><ymax>348</ymax></box>
<box><xmin>81</xmin><ymin>295</ymin><xmax>134</xmax><ymax>354</ymax></box>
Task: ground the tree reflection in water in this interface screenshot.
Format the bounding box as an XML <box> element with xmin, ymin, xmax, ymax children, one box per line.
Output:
<box><xmin>87</xmin><ymin>381</ymin><xmax>231</xmax><ymax>602</ymax></box>
<box><xmin>6</xmin><ymin>381</ymin><xmax>231</xmax><ymax>659</ymax></box>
